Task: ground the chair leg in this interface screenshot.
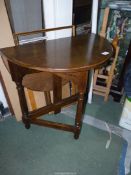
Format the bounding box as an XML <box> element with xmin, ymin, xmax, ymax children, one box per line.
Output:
<box><xmin>104</xmin><ymin>90</ymin><xmax>110</xmax><ymax>101</ymax></box>
<box><xmin>70</xmin><ymin>81</ymin><xmax>77</xmax><ymax>95</ymax></box>
<box><xmin>93</xmin><ymin>69</ymin><xmax>99</xmax><ymax>86</ymax></box>
<box><xmin>104</xmin><ymin>72</ymin><xmax>114</xmax><ymax>101</ymax></box>
<box><xmin>44</xmin><ymin>91</ymin><xmax>52</xmax><ymax>105</ymax></box>
<box><xmin>27</xmin><ymin>89</ymin><xmax>37</xmax><ymax>110</ymax></box>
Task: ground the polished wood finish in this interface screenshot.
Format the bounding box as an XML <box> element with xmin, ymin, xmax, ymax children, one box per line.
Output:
<box><xmin>1</xmin><ymin>34</ymin><xmax>113</xmax><ymax>72</ymax></box>
<box><xmin>22</xmin><ymin>72</ymin><xmax>68</xmax><ymax>91</ymax></box>
<box><xmin>0</xmin><ymin>33</ymin><xmax>113</xmax><ymax>139</ymax></box>
<box><xmin>13</xmin><ymin>25</ymin><xmax>76</xmax><ymax>108</ymax></box>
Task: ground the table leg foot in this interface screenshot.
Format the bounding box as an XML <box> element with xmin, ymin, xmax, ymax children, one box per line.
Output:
<box><xmin>25</xmin><ymin>122</ymin><xmax>31</xmax><ymax>129</ymax></box>
<box><xmin>22</xmin><ymin>118</ymin><xmax>30</xmax><ymax>129</ymax></box>
<box><xmin>74</xmin><ymin>127</ymin><xmax>80</xmax><ymax>139</ymax></box>
<box><xmin>74</xmin><ymin>132</ymin><xmax>80</xmax><ymax>139</ymax></box>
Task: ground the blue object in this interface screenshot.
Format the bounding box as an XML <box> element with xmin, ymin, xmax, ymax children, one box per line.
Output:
<box><xmin>124</xmin><ymin>63</ymin><xmax>131</xmax><ymax>98</ymax></box>
<box><xmin>118</xmin><ymin>140</ymin><xmax>128</xmax><ymax>175</ymax></box>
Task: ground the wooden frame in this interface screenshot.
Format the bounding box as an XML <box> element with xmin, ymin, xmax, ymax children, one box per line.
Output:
<box><xmin>93</xmin><ymin>7</ymin><xmax>120</xmax><ymax>101</ymax></box>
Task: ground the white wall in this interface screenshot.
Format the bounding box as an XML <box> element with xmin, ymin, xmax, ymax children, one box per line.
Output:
<box><xmin>43</xmin><ymin>0</ymin><xmax>73</xmax><ymax>39</ymax></box>
<box><xmin>0</xmin><ymin>83</ymin><xmax>8</xmax><ymax>108</ymax></box>
<box><xmin>88</xmin><ymin>0</ymin><xmax>99</xmax><ymax>104</ymax></box>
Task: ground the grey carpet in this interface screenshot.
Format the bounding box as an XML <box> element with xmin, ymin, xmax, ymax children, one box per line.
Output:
<box><xmin>0</xmin><ymin>114</ymin><xmax>124</xmax><ymax>175</ymax></box>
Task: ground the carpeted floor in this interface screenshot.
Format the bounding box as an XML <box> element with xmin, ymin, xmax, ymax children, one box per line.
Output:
<box><xmin>85</xmin><ymin>95</ymin><xmax>123</xmax><ymax>125</ymax></box>
<box><xmin>0</xmin><ymin>114</ymin><xmax>124</xmax><ymax>175</ymax></box>
<box><xmin>70</xmin><ymin>95</ymin><xmax>123</xmax><ymax>126</ymax></box>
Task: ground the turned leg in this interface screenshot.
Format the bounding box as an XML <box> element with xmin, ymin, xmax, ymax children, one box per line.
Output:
<box><xmin>53</xmin><ymin>75</ymin><xmax>62</xmax><ymax>114</ymax></box>
<box><xmin>7</xmin><ymin>62</ymin><xmax>31</xmax><ymax>128</ymax></box>
<box><xmin>74</xmin><ymin>91</ymin><xmax>85</xmax><ymax>139</ymax></box>
<box><xmin>16</xmin><ymin>82</ymin><xmax>30</xmax><ymax>129</ymax></box>
<box><xmin>73</xmin><ymin>71</ymin><xmax>88</xmax><ymax>139</ymax></box>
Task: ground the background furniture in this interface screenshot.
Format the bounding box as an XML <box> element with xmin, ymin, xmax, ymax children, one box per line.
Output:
<box><xmin>93</xmin><ymin>7</ymin><xmax>120</xmax><ymax>101</ymax></box>
<box><xmin>93</xmin><ymin>6</ymin><xmax>131</xmax><ymax>102</ymax></box>
<box><xmin>97</xmin><ymin>2</ymin><xmax>131</xmax><ymax>102</ymax></box>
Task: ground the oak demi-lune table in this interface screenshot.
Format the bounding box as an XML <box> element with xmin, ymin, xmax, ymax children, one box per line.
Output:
<box><xmin>0</xmin><ymin>34</ymin><xmax>113</xmax><ymax>139</ymax></box>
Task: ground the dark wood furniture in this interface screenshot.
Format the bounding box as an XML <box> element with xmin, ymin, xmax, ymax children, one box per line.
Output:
<box><xmin>0</xmin><ymin>33</ymin><xmax>113</xmax><ymax>139</ymax></box>
<box><xmin>13</xmin><ymin>26</ymin><xmax>76</xmax><ymax>109</ymax></box>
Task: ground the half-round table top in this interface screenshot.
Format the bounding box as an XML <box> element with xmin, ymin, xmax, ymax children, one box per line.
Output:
<box><xmin>0</xmin><ymin>34</ymin><xmax>113</xmax><ymax>73</ymax></box>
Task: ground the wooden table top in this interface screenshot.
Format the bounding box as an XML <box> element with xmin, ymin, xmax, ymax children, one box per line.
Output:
<box><xmin>0</xmin><ymin>34</ymin><xmax>113</xmax><ymax>73</ymax></box>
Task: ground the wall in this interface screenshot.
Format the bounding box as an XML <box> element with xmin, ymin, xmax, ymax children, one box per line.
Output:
<box><xmin>0</xmin><ymin>83</ymin><xmax>8</xmax><ymax>108</ymax></box>
<box><xmin>43</xmin><ymin>0</ymin><xmax>73</xmax><ymax>39</ymax></box>
<box><xmin>8</xmin><ymin>0</ymin><xmax>43</xmax><ymax>40</ymax></box>
<box><xmin>0</xmin><ymin>0</ymin><xmax>22</xmax><ymax>120</ymax></box>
